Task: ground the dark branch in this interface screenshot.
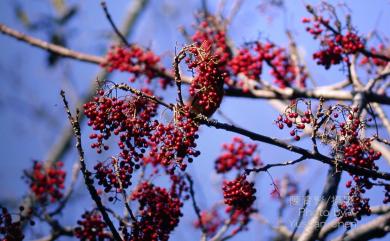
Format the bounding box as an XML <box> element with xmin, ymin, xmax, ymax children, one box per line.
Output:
<box><xmin>60</xmin><ymin>90</ymin><xmax>122</xmax><ymax>241</ymax></box>
<box><xmin>101</xmin><ymin>1</ymin><xmax>131</xmax><ymax>46</ymax></box>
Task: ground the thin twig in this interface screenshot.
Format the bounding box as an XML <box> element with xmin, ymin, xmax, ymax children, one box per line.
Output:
<box><xmin>173</xmin><ymin>47</ymin><xmax>189</xmax><ymax>106</ymax></box>
<box><xmin>101</xmin><ymin>1</ymin><xmax>131</xmax><ymax>46</ymax></box>
<box><xmin>246</xmin><ymin>156</ymin><xmax>307</xmax><ymax>174</ymax></box>
<box><xmin>185</xmin><ymin>173</ymin><xmax>207</xmax><ymax>241</ymax></box>
<box><xmin>60</xmin><ymin>90</ymin><xmax>122</xmax><ymax>241</ymax></box>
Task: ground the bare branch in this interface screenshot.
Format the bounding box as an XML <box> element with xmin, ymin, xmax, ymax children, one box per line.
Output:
<box><xmin>319</xmin><ymin>205</ymin><xmax>390</xmax><ymax>240</ymax></box>
<box><xmin>297</xmin><ymin>167</ymin><xmax>341</xmax><ymax>241</ymax></box>
<box><xmin>173</xmin><ymin>46</ymin><xmax>190</xmax><ymax>106</ymax></box>
<box><xmin>290</xmin><ymin>190</ymin><xmax>310</xmax><ymax>241</ymax></box>
<box><xmin>331</xmin><ymin>213</ymin><xmax>390</xmax><ymax>241</ymax></box>
<box><xmin>185</xmin><ymin>173</ymin><xmax>207</xmax><ymax>241</ymax></box>
<box><xmin>225</xmin><ymin>87</ymin><xmax>390</xmax><ymax>105</ymax></box>
<box><xmin>246</xmin><ymin>156</ymin><xmax>307</xmax><ymax>174</ymax></box>
<box><xmin>0</xmin><ymin>23</ymin><xmax>104</xmax><ymax>64</ymax></box>
<box><xmin>101</xmin><ymin>1</ymin><xmax>131</xmax><ymax>46</ymax></box>
<box><xmin>60</xmin><ymin>90</ymin><xmax>122</xmax><ymax>241</ymax></box>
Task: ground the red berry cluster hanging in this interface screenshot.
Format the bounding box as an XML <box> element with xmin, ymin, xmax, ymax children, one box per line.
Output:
<box><xmin>186</xmin><ymin>42</ymin><xmax>227</xmax><ymax>117</ymax></box>
<box><xmin>228</xmin><ymin>47</ymin><xmax>263</xmax><ymax>92</ymax></box>
<box><xmin>328</xmin><ymin>107</ymin><xmax>381</xmax><ymax>172</ymax></box>
<box><xmin>144</xmin><ymin>106</ymin><xmax>200</xmax><ymax>171</ymax></box>
<box><xmin>336</xmin><ymin>185</ymin><xmax>371</xmax><ymax>229</ymax></box>
<box><xmin>24</xmin><ymin>161</ymin><xmax>66</xmax><ymax>204</ymax></box>
<box><xmin>193</xmin><ymin>209</ymin><xmax>223</xmax><ymax>237</ymax></box>
<box><xmin>130</xmin><ymin>182</ymin><xmax>183</xmax><ymax>241</ymax></box>
<box><xmin>85</xmin><ymin>86</ymin><xmax>201</xmax><ymax>183</ymax></box>
<box><xmin>228</xmin><ymin>41</ymin><xmax>307</xmax><ymax>89</ymax></box>
<box><xmin>227</xmin><ymin>207</ymin><xmax>256</xmax><ymax>234</ymax></box>
<box><xmin>103</xmin><ymin>45</ymin><xmax>171</xmax><ymax>88</ymax></box>
<box><xmin>93</xmin><ymin>157</ymin><xmax>133</xmax><ymax>194</ymax></box>
<box><xmin>317</xmin><ymin>105</ymin><xmax>386</xmax><ymax>224</ymax></box>
<box><xmin>229</xmin><ymin>48</ymin><xmax>262</xmax><ymax>81</ymax></box>
<box><xmin>0</xmin><ymin>207</ymin><xmax>24</xmax><ymax>241</ymax></box>
<box><xmin>215</xmin><ymin>137</ymin><xmax>262</xmax><ymax>174</ymax></box>
<box><xmin>222</xmin><ymin>175</ymin><xmax>256</xmax><ymax>210</ymax></box>
<box><xmin>74</xmin><ymin>211</ymin><xmax>111</xmax><ymax>240</ymax></box>
<box><xmin>190</xmin><ymin>15</ymin><xmax>231</xmax><ymax>71</ymax></box>
<box><xmin>256</xmin><ymin>42</ymin><xmax>307</xmax><ymax>88</ymax></box>
<box><xmin>302</xmin><ymin>16</ymin><xmax>364</xmax><ymax>69</ymax></box>
<box><xmin>84</xmin><ymin>88</ymin><xmax>158</xmax><ymax>155</ymax></box>
<box><xmin>360</xmin><ymin>44</ymin><xmax>389</xmax><ymax>67</ymax></box>
<box><xmin>275</xmin><ymin>99</ymin><xmax>312</xmax><ymax>141</ymax></box>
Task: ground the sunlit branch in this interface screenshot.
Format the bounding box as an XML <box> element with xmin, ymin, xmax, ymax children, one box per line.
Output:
<box><xmin>331</xmin><ymin>213</ymin><xmax>390</xmax><ymax>241</ymax></box>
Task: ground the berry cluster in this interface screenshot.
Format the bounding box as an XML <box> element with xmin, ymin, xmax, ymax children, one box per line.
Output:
<box><xmin>190</xmin><ymin>16</ymin><xmax>231</xmax><ymax>71</ymax></box>
<box><xmin>85</xmin><ymin>87</ymin><xmax>201</xmax><ymax>194</ymax></box>
<box><xmin>215</xmin><ymin>137</ymin><xmax>261</xmax><ymax>174</ymax></box>
<box><xmin>360</xmin><ymin>44</ymin><xmax>389</xmax><ymax>67</ymax></box>
<box><xmin>223</xmin><ymin>176</ymin><xmax>256</xmax><ymax>210</ymax></box>
<box><xmin>303</xmin><ymin>17</ymin><xmax>364</xmax><ymax>69</ymax></box>
<box><xmin>103</xmin><ymin>45</ymin><xmax>171</xmax><ymax>88</ymax></box>
<box><xmin>144</xmin><ymin>106</ymin><xmax>200</xmax><ymax>171</ymax></box>
<box><xmin>255</xmin><ymin>42</ymin><xmax>307</xmax><ymax>88</ymax></box>
<box><xmin>328</xmin><ymin>107</ymin><xmax>381</xmax><ymax>172</ymax></box>
<box><xmin>317</xmin><ymin>106</ymin><xmax>385</xmax><ymax>224</ymax></box>
<box><xmin>0</xmin><ymin>207</ymin><xmax>24</xmax><ymax>241</ymax></box>
<box><xmin>25</xmin><ymin>161</ymin><xmax>66</xmax><ymax>204</ymax></box>
<box><xmin>74</xmin><ymin>211</ymin><xmax>110</xmax><ymax>240</ymax></box>
<box><xmin>229</xmin><ymin>42</ymin><xmax>307</xmax><ymax>89</ymax></box>
<box><xmin>186</xmin><ymin>42</ymin><xmax>227</xmax><ymax>117</ymax></box>
<box><xmin>193</xmin><ymin>209</ymin><xmax>223</xmax><ymax>237</ymax></box>
<box><xmin>228</xmin><ymin>47</ymin><xmax>262</xmax><ymax>83</ymax></box>
<box><xmin>130</xmin><ymin>182</ymin><xmax>183</xmax><ymax>241</ymax></box>
<box><xmin>226</xmin><ymin>206</ymin><xmax>256</xmax><ymax>234</ymax></box>
<box><xmin>336</xmin><ymin>185</ymin><xmax>371</xmax><ymax>228</ymax></box>
<box><xmin>85</xmin><ymin>89</ymin><xmax>157</xmax><ymax>192</ymax></box>
<box><xmin>94</xmin><ymin>157</ymin><xmax>133</xmax><ymax>194</ymax></box>
<box><xmin>84</xmin><ymin>88</ymin><xmax>158</xmax><ymax>155</ymax></box>
<box><xmin>275</xmin><ymin>100</ymin><xmax>312</xmax><ymax>141</ymax></box>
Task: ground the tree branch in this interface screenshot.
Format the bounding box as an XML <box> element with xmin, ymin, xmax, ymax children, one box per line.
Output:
<box><xmin>331</xmin><ymin>213</ymin><xmax>390</xmax><ymax>241</ymax></box>
<box><xmin>290</xmin><ymin>190</ymin><xmax>310</xmax><ymax>241</ymax></box>
<box><xmin>60</xmin><ymin>90</ymin><xmax>122</xmax><ymax>241</ymax></box>
<box><xmin>0</xmin><ymin>23</ymin><xmax>104</xmax><ymax>64</ymax></box>
<box><xmin>297</xmin><ymin>166</ymin><xmax>341</xmax><ymax>241</ymax></box>
<box><xmin>112</xmin><ymin>82</ymin><xmax>390</xmax><ymax>181</ymax></box>
<box><xmin>185</xmin><ymin>173</ymin><xmax>207</xmax><ymax>241</ymax></box>
<box><xmin>17</xmin><ymin>0</ymin><xmax>150</xmax><ymax>226</ymax></box>
<box><xmin>319</xmin><ymin>205</ymin><xmax>390</xmax><ymax>240</ymax></box>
